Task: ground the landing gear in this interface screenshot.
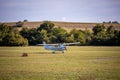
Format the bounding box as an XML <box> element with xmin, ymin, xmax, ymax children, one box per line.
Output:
<box><xmin>62</xmin><ymin>51</ymin><xmax>64</xmax><ymax>53</ymax></box>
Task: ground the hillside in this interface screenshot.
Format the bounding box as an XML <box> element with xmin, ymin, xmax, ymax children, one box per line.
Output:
<box><xmin>3</xmin><ymin>21</ymin><xmax>120</xmax><ymax>31</ymax></box>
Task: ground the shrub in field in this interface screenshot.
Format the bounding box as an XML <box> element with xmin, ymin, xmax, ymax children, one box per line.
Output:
<box><xmin>22</xmin><ymin>53</ymin><xmax>28</xmax><ymax>57</ymax></box>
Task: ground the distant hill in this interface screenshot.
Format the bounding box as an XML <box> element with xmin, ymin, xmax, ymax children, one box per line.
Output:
<box><xmin>3</xmin><ymin>21</ymin><xmax>120</xmax><ymax>31</ymax></box>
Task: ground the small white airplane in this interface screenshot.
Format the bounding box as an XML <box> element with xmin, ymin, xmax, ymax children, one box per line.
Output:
<box><xmin>37</xmin><ymin>42</ymin><xmax>80</xmax><ymax>53</ymax></box>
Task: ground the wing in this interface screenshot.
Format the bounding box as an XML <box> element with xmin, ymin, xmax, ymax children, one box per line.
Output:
<box><xmin>64</xmin><ymin>42</ymin><xmax>80</xmax><ymax>45</ymax></box>
<box><xmin>36</xmin><ymin>42</ymin><xmax>80</xmax><ymax>46</ymax></box>
<box><xmin>36</xmin><ymin>44</ymin><xmax>44</xmax><ymax>46</ymax></box>
<box><xmin>36</xmin><ymin>43</ymin><xmax>60</xmax><ymax>46</ymax></box>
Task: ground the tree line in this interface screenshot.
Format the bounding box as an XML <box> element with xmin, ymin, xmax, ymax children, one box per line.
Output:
<box><xmin>0</xmin><ymin>21</ymin><xmax>120</xmax><ymax>46</ymax></box>
<box><xmin>0</xmin><ymin>24</ymin><xmax>28</xmax><ymax>46</ymax></box>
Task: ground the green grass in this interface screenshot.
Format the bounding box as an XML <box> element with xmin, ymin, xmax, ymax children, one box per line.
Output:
<box><xmin>0</xmin><ymin>46</ymin><xmax>120</xmax><ymax>80</ymax></box>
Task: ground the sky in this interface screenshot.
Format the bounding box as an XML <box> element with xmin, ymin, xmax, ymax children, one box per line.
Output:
<box><xmin>0</xmin><ymin>0</ymin><xmax>120</xmax><ymax>22</ymax></box>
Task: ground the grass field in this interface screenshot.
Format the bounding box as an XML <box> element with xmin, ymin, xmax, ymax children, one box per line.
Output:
<box><xmin>0</xmin><ymin>46</ymin><xmax>120</xmax><ymax>80</ymax></box>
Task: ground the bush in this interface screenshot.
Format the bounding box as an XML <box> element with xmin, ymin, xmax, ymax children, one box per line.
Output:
<box><xmin>22</xmin><ymin>53</ymin><xmax>28</xmax><ymax>57</ymax></box>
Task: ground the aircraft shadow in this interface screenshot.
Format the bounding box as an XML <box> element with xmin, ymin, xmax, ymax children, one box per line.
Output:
<box><xmin>32</xmin><ymin>52</ymin><xmax>52</xmax><ymax>54</ymax></box>
<box><xmin>32</xmin><ymin>51</ymin><xmax>64</xmax><ymax>54</ymax></box>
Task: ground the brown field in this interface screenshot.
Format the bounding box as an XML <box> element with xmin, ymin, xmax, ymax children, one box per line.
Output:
<box><xmin>3</xmin><ymin>21</ymin><xmax>120</xmax><ymax>31</ymax></box>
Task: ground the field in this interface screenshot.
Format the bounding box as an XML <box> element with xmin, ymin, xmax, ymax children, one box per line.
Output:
<box><xmin>0</xmin><ymin>46</ymin><xmax>120</xmax><ymax>80</ymax></box>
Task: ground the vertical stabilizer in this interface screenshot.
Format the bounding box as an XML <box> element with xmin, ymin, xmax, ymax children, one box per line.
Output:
<box><xmin>43</xmin><ymin>41</ymin><xmax>47</xmax><ymax>49</ymax></box>
<box><xmin>43</xmin><ymin>41</ymin><xmax>46</xmax><ymax>45</ymax></box>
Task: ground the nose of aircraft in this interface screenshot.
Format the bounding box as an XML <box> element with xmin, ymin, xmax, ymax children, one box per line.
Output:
<box><xmin>64</xmin><ymin>47</ymin><xmax>67</xmax><ymax>50</ymax></box>
<box><xmin>60</xmin><ymin>44</ymin><xmax>67</xmax><ymax>50</ymax></box>
<box><xmin>62</xmin><ymin>46</ymin><xmax>67</xmax><ymax>50</ymax></box>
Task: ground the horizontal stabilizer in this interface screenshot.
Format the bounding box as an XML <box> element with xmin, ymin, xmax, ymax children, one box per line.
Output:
<box><xmin>65</xmin><ymin>42</ymin><xmax>80</xmax><ymax>45</ymax></box>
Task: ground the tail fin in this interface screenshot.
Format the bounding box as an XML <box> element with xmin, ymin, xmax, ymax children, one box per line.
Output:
<box><xmin>43</xmin><ymin>41</ymin><xmax>48</xmax><ymax>49</ymax></box>
<box><xmin>43</xmin><ymin>41</ymin><xmax>46</xmax><ymax>46</ymax></box>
